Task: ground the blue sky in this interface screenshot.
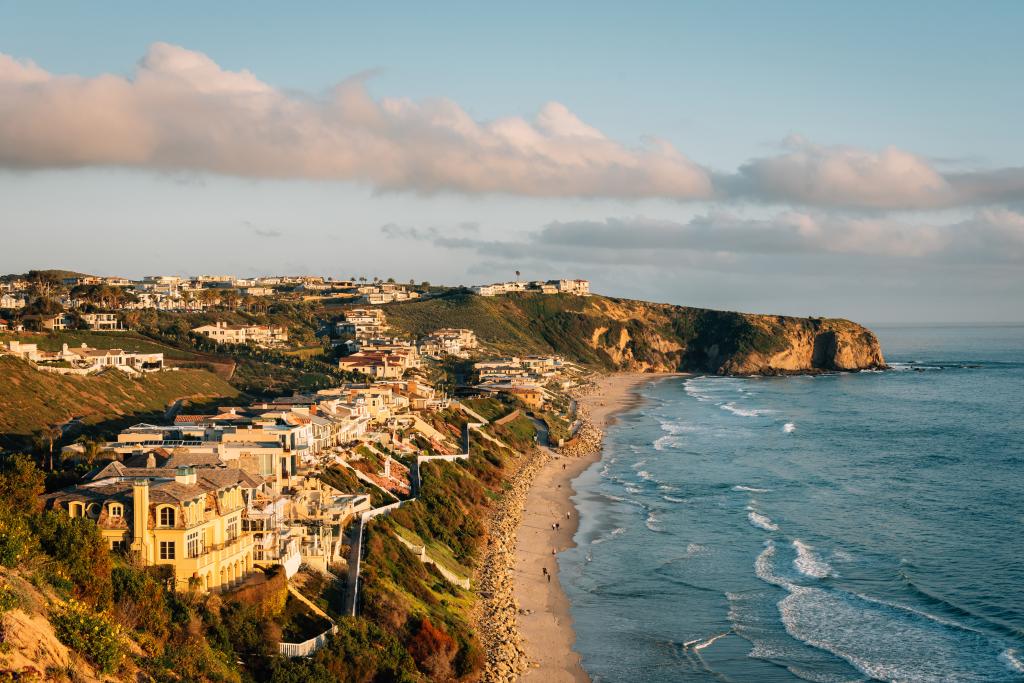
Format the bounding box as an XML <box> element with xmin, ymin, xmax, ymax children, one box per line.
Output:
<box><xmin>1</xmin><ymin>2</ymin><xmax>1022</xmax><ymax>322</ymax></box>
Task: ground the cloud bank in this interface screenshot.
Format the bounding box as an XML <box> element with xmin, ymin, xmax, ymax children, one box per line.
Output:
<box><xmin>385</xmin><ymin>209</ymin><xmax>1024</xmax><ymax>265</ymax></box>
<box><xmin>2</xmin><ymin>43</ymin><xmax>1023</xmax><ymax>210</ymax></box>
<box><xmin>0</xmin><ymin>43</ymin><xmax>711</xmax><ymax>199</ymax></box>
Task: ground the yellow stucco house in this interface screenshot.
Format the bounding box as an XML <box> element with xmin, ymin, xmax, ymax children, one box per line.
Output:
<box><xmin>47</xmin><ymin>464</ymin><xmax>262</xmax><ymax>592</ymax></box>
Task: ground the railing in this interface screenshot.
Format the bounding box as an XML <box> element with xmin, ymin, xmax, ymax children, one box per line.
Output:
<box><xmin>278</xmin><ymin>624</ymin><xmax>338</xmax><ymax>658</ymax></box>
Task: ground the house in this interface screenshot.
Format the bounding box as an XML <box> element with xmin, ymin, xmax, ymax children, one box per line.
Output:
<box><xmin>192</xmin><ymin>321</ymin><xmax>288</xmax><ymax>346</ymax></box>
<box><xmin>45</xmin><ymin>465</ymin><xmax>260</xmax><ymax>592</ymax></box>
<box><xmin>501</xmin><ymin>386</ymin><xmax>545</xmax><ymax>410</ymax></box>
<box><xmin>472</xmin><ymin>278</ymin><xmax>589</xmax><ymax>297</ymax></box>
<box><xmin>81</xmin><ymin>312</ymin><xmax>124</xmax><ymax>331</ymax></box>
<box><xmin>41</xmin><ymin>312</ymin><xmax>76</xmax><ymax>331</ymax></box>
<box><xmin>419</xmin><ymin>328</ymin><xmax>478</xmax><ymax>357</ymax></box>
<box><xmin>0</xmin><ymin>293</ymin><xmax>26</xmax><ymax>309</ymax></box>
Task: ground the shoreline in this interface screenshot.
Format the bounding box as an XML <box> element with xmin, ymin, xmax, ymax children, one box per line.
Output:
<box><xmin>512</xmin><ymin>372</ymin><xmax>681</xmax><ymax>682</ymax></box>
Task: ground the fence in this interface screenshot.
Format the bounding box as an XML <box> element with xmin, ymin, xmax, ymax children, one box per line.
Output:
<box><xmin>278</xmin><ymin>624</ymin><xmax>338</xmax><ymax>658</ymax></box>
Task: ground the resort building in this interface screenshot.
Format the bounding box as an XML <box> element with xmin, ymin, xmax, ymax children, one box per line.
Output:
<box><xmin>46</xmin><ymin>465</ymin><xmax>261</xmax><ymax>592</ymax></box>
<box><xmin>192</xmin><ymin>321</ymin><xmax>289</xmax><ymax>346</ymax></box>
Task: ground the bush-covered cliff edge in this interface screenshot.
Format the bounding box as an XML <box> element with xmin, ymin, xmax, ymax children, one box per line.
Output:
<box><xmin>384</xmin><ymin>291</ymin><xmax>886</xmax><ymax>374</ymax></box>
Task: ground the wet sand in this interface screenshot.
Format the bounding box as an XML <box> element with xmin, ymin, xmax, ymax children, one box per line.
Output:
<box><xmin>512</xmin><ymin>372</ymin><xmax>667</xmax><ymax>682</ymax></box>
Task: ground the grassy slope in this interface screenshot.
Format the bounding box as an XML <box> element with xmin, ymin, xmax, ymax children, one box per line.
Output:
<box><xmin>2</xmin><ymin>331</ymin><xmax>202</xmax><ymax>360</ymax></box>
<box><xmin>0</xmin><ymin>356</ymin><xmax>238</xmax><ymax>439</ymax></box>
<box><xmin>384</xmin><ymin>291</ymin><xmax>882</xmax><ymax>373</ymax></box>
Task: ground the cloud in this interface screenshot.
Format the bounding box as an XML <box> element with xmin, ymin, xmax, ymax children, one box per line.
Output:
<box><xmin>243</xmin><ymin>221</ymin><xmax>281</xmax><ymax>238</ymax></box>
<box><xmin>0</xmin><ymin>43</ymin><xmax>711</xmax><ymax>199</ymax></box>
<box><xmin>395</xmin><ymin>209</ymin><xmax>1024</xmax><ymax>265</ymax></box>
<box><xmin>725</xmin><ymin>136</ymin><xmax>1024</xmax><ymax>209</ymax></box>
<box><xmin>3</xmin><ymin>45</ymin><xmax>1023</xmax><ymax>209</ymax></box>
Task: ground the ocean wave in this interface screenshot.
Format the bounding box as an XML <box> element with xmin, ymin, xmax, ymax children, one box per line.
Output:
<box><xmin>721</xmin><ymin>402</ymin><xmax>773</xmax><ymax>417</ymax></box>
<box><xmin>783</xmin><ymin>422</ymin><xmax>797</xmax><ymax>433</ymax></box>
<box><xmin>630</xmin><ymin>459</ymin><xmax>648</xmax><ymax>470</ymax></box>
<box><xmin>689</xmin><ymin>631</ymin><xmax>731</xmax><ymax>651</ymax></box>
<box><xmin>748</xmin><ymin>511</ymin><xmax>780</xmax><ymax>532</ymax></box>
<box><xmin>591</xmin><ymin>527</ymin><xmax>626</xmax><ymax>545</ymax></box>
<box><xmin>792</xmin><ymin>540</ymin><xmax>832</xmax><ymax>579</ymax></box>
<box><xmin>659</xmin><ymin>419</ymin><xmax>701</xmax><ymax>435</ymax></box>
<box><xmin>662</xmin><ymin>494</ymin><xmax>685</xmax><ymax>503</ymax></box>
<box><xmin>637</xmin><ymin>469</ymin><xmax>657</xmax><ymax>483</ymax></box>
<box><xmin>645</xmin><ymin>511</ymin><xmax>664</xmax><ymax>533</ymax></box>
<box><xmin>733</xmin><ymin>485</ymin><xmax>770</xmax><ymax>493</ymax></box>
<box><xmin>653</xmin><ymin>435</ymin><xmax>680</xmax><ymax>451</ymax></box>
<box><xmin>1000</xmin><ymin>648</ymin><xmax>1024</xmax><ymax>673</ymax></box>
<box><xmin>624</xmin><ymin>483</ymin><xmax>642</xmax><ymax>494</ymax></box>
<box><xmin>754</xmin><ymin>541</ymin><xmax>791</xmax><ymax>589</ymax></box>
<box><xmin>778</xmin><ymin>585</ymin><xmax>1018</xmax><ymax>683</ymax></box>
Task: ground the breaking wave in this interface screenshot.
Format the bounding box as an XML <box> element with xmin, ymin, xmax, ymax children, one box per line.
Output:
<box><xmin>748</xmin><ymin>511</ymin><xmax>780</xmax><ymax>532</ymax></box>
<box><xmin>793</xmin><ymin>540</ymin><xmax>832</xmax><ymax>579</ymax></box>
<box><xmin>784</xmin><ymin>422</ymin><xmax>797</xmax><ymax>433</ymax></box>
<box><xmin>721</xmin><ymin>402</ymin><xmax>773</xmax><ymax>417</ymax></box>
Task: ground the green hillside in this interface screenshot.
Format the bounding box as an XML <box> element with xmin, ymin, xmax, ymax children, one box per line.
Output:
<box><xmin>0</xmin><ymin>356</ymin><xmax>239</xmax><ymax>444</ymax></box>
<box><xmin>384</xmin><ymin>290</ymin><xmax>885</xmax><ymax>374</ymax></box>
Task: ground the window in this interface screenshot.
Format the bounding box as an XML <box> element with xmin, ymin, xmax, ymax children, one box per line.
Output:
<box><xmin>159</xmin><ymin>506</ymin><xmax>176</xmax><ymax>527</ymax></box>
<box><xmin>226</xmin><ymin>518</ymin><xmax>239</xmax><ymax>541</ymax></box>
<box><xmin>186</xmin><ymin>531</ymin><xmax>202</xmax><ymax>558</ymax></box>
<box><xmin>108</xmin><ymin>504</ymin><xmax>123</xmax><ymax>518</ymax></box>
<box><xmin>69</xmin><ymin>502</ymin><xmax>83</xmax><ymax>517</ymax></box>
<box><xmin>159</xmin><ymin>541</ymin><xmax>175</xmax><ymax>560</ymax></box>
<box><xmin>111</xmin><ymin>540</ymin><xmax>127</xmax><ymax>553</ymax></box>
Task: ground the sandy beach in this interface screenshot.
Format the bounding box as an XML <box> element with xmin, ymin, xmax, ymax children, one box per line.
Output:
<box><xmin>512</xmin><ymin>372</ymin><xmax>663</xmax><ymax>682</ymax></box>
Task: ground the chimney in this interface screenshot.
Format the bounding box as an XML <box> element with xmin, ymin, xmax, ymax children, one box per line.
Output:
<box><xmin>131</xmin><ymin>479</ymin><xmax>151</xmax><ymax>562</ymax></box>
<box><xmin>175</xmin><ymin>465</ymin><xmax>196</xmax><ymax>485</ymax></box>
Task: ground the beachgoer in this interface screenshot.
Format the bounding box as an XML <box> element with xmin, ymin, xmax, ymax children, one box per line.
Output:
<box><xmin>547</xmin><ymin>574</ymin><xmax>551</xmax><ymax>583</ymax></box>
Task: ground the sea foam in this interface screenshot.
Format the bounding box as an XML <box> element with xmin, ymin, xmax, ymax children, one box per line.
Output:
<box><xmin>783</xmin><ymin>422</ymin><xmax>797</xmax><ymax>433</ymax></box>
<box><xmin>792</xmin><ymin>540</ymin><xmax>832</xmax><ymax>579</ymax></box>
<box><xmin>748</xmin><ymin>511</ymin><xmax>779</xmax><ymax>532</ymax></box>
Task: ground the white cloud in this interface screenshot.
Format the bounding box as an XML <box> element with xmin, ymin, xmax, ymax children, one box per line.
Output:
<box><xmin>728</xmin><ymin>136</ymin><xmax>1024</xmax><ymax>209</ymax></box>
<box><xmin>2</xmin><ymin>45</ymin><xmax>1023</xmax><ymax>210</ymax></box>
<box><xmin>0</xmin><ymin>43</ymin><xmax>712</xmax><ymax>199</ymax></box>
<box><xmin>395</xmin><ymin>209</ymin><xmax>1024</xmax><ymax>264</ymax></box>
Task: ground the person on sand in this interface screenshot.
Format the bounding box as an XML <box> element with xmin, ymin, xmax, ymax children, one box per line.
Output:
<box><xmin>547</xmin><ymin>573</ymin><xmax>551</xmax><ymax>583</ymax></box>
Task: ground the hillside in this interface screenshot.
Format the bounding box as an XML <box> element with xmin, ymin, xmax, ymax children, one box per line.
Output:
<box><xmin>383</xmin><ymin>291</ymin><xmax>885</xmax><ymax>374</ymax></box>
<box><xmin>0</xmin><ymin>356</ymin><xmax>239</xmax><ymax>445</ymax></box>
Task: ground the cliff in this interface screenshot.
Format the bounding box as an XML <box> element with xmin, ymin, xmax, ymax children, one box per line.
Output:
<box><xmin>383</xmin><ymin>291</ymin><xmax>886</xmax><ymax>375</ymax></box>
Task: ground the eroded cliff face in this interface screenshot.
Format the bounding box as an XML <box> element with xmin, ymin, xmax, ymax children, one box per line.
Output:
<box><xmin>580</xmin><ymin>298</ymin><xmax>886</xmax><ymax>375</ymax></box>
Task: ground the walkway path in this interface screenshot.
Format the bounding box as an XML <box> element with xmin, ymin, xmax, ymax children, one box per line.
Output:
<box><xmin>342</xmin><ymin>404</ymin><xmax>485</xmax><ymax>616</ymax></box>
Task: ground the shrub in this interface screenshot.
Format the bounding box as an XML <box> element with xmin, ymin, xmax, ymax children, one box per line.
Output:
<box><xmin>32</xmin><ymin>510</ymin><xmax>113</xmax><ymax>606</ymax></box>
<box><xmin>51</xmin><ymin>599</ymin><xmax>124</xmax><ymax>674</ymax></box>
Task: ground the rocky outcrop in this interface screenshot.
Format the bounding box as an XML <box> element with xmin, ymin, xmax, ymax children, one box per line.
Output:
<box><xmin>581</xmin><ymin>300</ymin><xmax>886</xmax><ymax>375</ymax></box>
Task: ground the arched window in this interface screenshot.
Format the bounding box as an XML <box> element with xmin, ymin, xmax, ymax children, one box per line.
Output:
<box><xmin>69</xmin><ymin>502</ymin><xmax>84</xmax><ymax>517</ymax></box>
<box><xmin>159</xmin><ymin>506</ymin><xmax>176</xmax><ymax>527</ymax></box>
<box><xmin>108</xmin><ymin>503</ymin><xmax>123</xmax><ymax>518</ymax></box>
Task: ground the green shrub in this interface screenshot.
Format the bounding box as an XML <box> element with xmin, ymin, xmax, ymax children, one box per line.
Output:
<box><xmin>51</xmin><ymin>599</ymin><xmax>125</xmax><ymax>674</ymax></box>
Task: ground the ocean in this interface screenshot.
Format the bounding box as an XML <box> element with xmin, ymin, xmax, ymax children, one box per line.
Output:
<box><xmin>561</xmin><ymin>324</ymin><xmax>1024</xmax><ymax>682</ymax></box>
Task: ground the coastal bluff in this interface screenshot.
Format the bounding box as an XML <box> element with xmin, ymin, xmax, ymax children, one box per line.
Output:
<box><xmin>385</xmin><ymin>291</ymin><xmax>886</xmax><ymax>375</ymax></box>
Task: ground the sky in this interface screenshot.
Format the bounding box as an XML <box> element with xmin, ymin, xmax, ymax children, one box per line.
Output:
<box><xmin>1</xmin><ymin>1</ymin><xmax>1023</xmax><ymax>323</ymax></box>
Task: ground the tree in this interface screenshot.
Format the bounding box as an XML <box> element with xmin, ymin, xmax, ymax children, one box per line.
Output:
<box><xmin>0</xmin><ymin>454</ymin><xmax>45</xmax><ymax>515</ymax></box>
<box><xmin>33</xmin><ymin>425</ymin><xmax>63</xmax><ymax>471</ymax></box>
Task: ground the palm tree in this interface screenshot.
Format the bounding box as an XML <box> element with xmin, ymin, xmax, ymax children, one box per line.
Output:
<box><xmin>33</xmin><ymin>426</ymin><xmax>62</xmax><ymax>471</ymax></box>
